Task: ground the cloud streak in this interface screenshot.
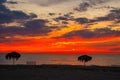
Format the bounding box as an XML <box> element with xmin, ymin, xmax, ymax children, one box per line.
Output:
<box><xmin>29</xmin><ymin>0</ymin><xmax>73</xmax><ymax>6</ymax></box>
<box><xmin>60</xmin><ymin>28</ymin><xmax>120</xmax><ymax>39</ymax></box>
<box><xmin>0</xmin><ymin>19</ymin><xmax>53</xmax><ymax>38</ymax></box>
<box><xmin>74</xmin><ymin>0</ymin><xmax>112</xmax><ymax>11</ymax></box>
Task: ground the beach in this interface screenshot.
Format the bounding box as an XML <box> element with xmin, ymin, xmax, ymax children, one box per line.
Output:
<box><xmin>0</xmin><ymin>65</ymin><xmax>120</xmax><ymax>80</ymax></box>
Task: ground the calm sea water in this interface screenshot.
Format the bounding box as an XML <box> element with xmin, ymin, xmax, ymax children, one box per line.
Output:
<box><xmin>0</xmin><ymin>54</ymin><xmax>120</xmax><ymax>66</ymax></box>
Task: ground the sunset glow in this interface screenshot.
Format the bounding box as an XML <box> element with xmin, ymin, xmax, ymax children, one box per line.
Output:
<box><xmin>0</xmin><ymin>0</ymin><xmax>120</xmax><ymax>54</ymax></box>
<box><xmin>0</xmin><ymin>36</ymin><xmax>120</xmax><ymax>53</ymax></box>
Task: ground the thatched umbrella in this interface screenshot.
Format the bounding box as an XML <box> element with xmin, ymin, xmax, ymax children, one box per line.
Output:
<box><xmin>78</xmin><ymin>55</ymin><xmax>92</xmax><ymax>66</ymax></box>
<box><xmin>5</xmin><ymin>51</ymin><xmax>21</xmax><ymax>65</ymax></box>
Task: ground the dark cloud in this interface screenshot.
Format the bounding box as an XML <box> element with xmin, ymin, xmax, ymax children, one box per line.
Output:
<box><xmin>88</xmin><ymin>0</ymin><xmax>109</xmax><ymax>5</ymax></box>
<box><xmin>0</xmin><ymin>10</ymin><xmax>37</xmax><ymax>24</ymax></box>
<box><xmin>54</xmin><ymin>16</ymin><xmax>69</xmax><ymax>22</ymax></box>
<box><xmin>94</xmin><ymin>9</ymin><xmax>120</xmax><ymax>22</ymax></box>
<box><xmin>74</xmin><ymin>2</ymin><xmax>91</xmax><ymax>11</ymax></box>
<box><xmin>0</xmin><ymin>0</ymin><xmax>37</xmax><ymax>24</ymax></box>
<box><xmin>0</xmin><ymin>13</ymin><xmax>13</xmax><ymax>24</ymax></box>
<box><xmin>11</xmin><ymin>11</ymin><xmax>31</xmax><ymax>19</ymax></box>
<box><xmin>48</xmin><ymin>13</ymin><xmax>56</xmax><ymax>16</ymax></box>
<box><xmin>73</xmin><ymin>8</ymin><xmax>120</xmax><ymax>25</ymax></box>
<box><xmin>74</xmin><ymin>0</ymin><xmax>110</xmax><ymax>12</ymax></box>
<box><xmin>109</xmin><ymin>9</ymin><xmax>120</xmax><ymax>23</ymax></box>
<box><xmin>0</xmin><ymin>0</ymin><xmax>49</xmax><ymax>36</ymax></box>
<box><xmin>0</xmin><ymin>19</ymin><xmax>58</xmax><ymax>43</ymax></box>
<box><xmin>54</xmin><ymin>12</ymin><xmax>73</xmax><ymax>22</ymax></box>
<box><xmin>29</xmin><ymin>13</ymin><xmax>38</xmax><ymax>18</ymax></box>
<box><xmin>55</xmin><ymin>8</ymin><xmax>120</xmax><ymax>39</ymax></box>
<box><xmin>0</xmin><ymin>4</ymin><xmax>10</xmax><ymax>13</ymax></box>
<box><xmin>0</xmin><ymin>0</ymin><xmax>55</xmax><ymax>43</ymax></box>
<box><xmin>62</xmin><ymin>21</ymin><xmax>68</xmax><ymax>24</ymax></box>
<box><xmin>0</xmin><ymin>21</ymin><xmax>62</xmax><ymax>43</ymax></box>
<box><xmin>24</xmin><ymin>19</ymin><xmax>51</xmax><ymax>35</ymax></box>
<box><xmin>54</xmin><ymin>8</ymin><xmax>120</xmax><ymax>25</ymax></box>
<box><xmin>60</xmin><ymin>28</ymin><xmax>120</xmax><ymax>39</ymax></box>
<box><xmin>75</xmin><ymin>18</ymin><xmax>89</xmax><ymax>24</ymax></box>
<box><xmin>6</xmin><ymin>1</ymin><xmax>18</xmax><ymax>4</ymax></box>
<box><xmin>0</xmin><ymin>19</ymin><xmax>52</xmax><ymax>36</ymax></box>
<box><xmin>0</xmin><ymin>1</ymin><xmax>12</xmax><ymax>23</ymax></box>
<box><xmin>64</xmin><ymin>12</ymin><xmax>74</xmax><ymax>17</ymax></box>
<box><xmin>0</xmin><ymin>0</ymin><xmax>6</xmax><ymax>4</ymax></box>
<box><xmin>61</xmin><ymin>29</ymin><xmax>94</xmax><ymax>38</ymax></box>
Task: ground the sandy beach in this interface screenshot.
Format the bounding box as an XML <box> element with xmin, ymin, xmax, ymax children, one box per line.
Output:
<box><xmin>0</xmin><ymin>65</ymin><xmax>120</xmax><ymax>80</ymax></box>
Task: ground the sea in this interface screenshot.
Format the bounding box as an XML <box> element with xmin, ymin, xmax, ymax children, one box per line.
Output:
<box><xmin>0</xmin><ymin>54</ymin><xmax>120</xmax><ymax>66</ymax></box>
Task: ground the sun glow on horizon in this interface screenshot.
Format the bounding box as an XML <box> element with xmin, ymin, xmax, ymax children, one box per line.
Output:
<box><xmin>0</xmin><ymin>0</ymin><xmax>120</xmax><ymax>54</ymax></box>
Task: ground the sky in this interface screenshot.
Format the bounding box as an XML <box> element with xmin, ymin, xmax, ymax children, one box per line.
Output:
<box><xmin>0</xmin><ymin>0</ymin><xmax>120</xmax><ymax>54</ymax></box>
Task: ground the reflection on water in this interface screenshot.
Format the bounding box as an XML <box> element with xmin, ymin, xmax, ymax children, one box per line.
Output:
<box><xmin>0</xmin><ymin>54</ymin><xmax>120</xmax><ymax>66</ymax></box>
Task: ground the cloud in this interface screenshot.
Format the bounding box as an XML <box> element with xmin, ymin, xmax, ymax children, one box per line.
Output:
<box><xmin>62</xmin><ymin>21</ymin><xmax>68</xmax><ymax>24</ymax></box>
<box><xmin>109</xmin><ymin>9</ymin><xmax>120</xmax><ymax>23</ymax></box>
<box><xmin>75</xmin><ymin>18</ymin><xmax>89</xmax><ymax>24</ymax></box>
<box><xmin>0</xmin><ymin>0</ymin><xmax>37</xmax><ymax>24</ymax></box>
<box><xmin>24</xmin><ymin>19</ymin><xmax>52</xmax><ymax>36</ymax></box>
<box><xmin>94</xmin><ymin>9</ymin><xmax>120</xmax><ymax>22</ymax></box>
<box><xmin>74</xmin><ymin>2</ymin><xmax>91</xmax><ymax>11</ymax></box>
<box><xmin>0</xmin><ymin>11</ymin><xmax>37</xmax><ymax>24</ymax></box>
<box><xmin>60</xmin><ymin>28</ymin><xmax>120</xmax><ymax>39</ymax></box>
<box><xmin>0</xmin><ymin>19</ymin><xmax>52</xmax><ymax>36</ymax></box>
<box><xmin>0</xmin><ymin>19</ymin><xmax>60</xmax><ymax>43</ymax></box>
<box><xmin>0</xmin><ymin>0</ymin><xmax>38</xmax><ymax>34</ymax></box>
<box><xmin>0</xmin><ymin>36</ymin><xmax>7</xmax><ymax>43</ymax></box>
<box><xmin>54</xmin><ymin>8</ymin><xmax>120</xmax><ymax>25</ymax></box>
<box><xmin>48</xmin><ymin>13</ymin><xmax>56</xmax><ymax>16</ymax></box>
<box><xmin>90</xmin><ymin>40</ymin><xmax>120</xmax><ymax>47</ymax></box>
<box><xmin>54</xmin><ymin>16</ymin><xmax>69</xmax><ymax>22</ymax></box>
<box><xmin>54</xmin><ymin>12</ymin><xmax>73</xmax><ymax>22</ymax></box>
<box><xmin>0</xmin><ymin>36</ymin><xmax>25</xmax><ymax>43</ymax></box>
<box><xmin>0</xmin><ymin>0</ymin><xmax>64</xmax><ymax>43</ymax></box>
<box><xmin>0</xmin><ymin>0</ymin><xmax>6</xmax><ymax>4</ymax></box>
<box><xmin>6</xmin><ymin>1</ymin><xmax>18</xmax><ymax>4</ymax></box>
<box><xmin>0</xmin><ymin>0</ymin><xmax>56</xmax><ymax>42</ymax></box>
<box><xmin>110</xmin><ymin>48</ymin><xmax>120</xmax><ymax>51</ymax></box>
<box><xmin>0</xmin><ymin>13</ymin><xmax>12</xmax><ymax>24</ymax></box>
<box><xmin>53</xmin><ymin>8</ymin><xmax>120</xmax><ymax>28</ymax></box>
<box><xmin>72</xmin><ymin>8</ymin><xmax>120</xmax><ymax>26</ymax></box>
<box><xmin>30</xmin><ymin>0</ymin><xmax>73</xmax><ymax>6</ymax></box>
<box><xmin>74</xmin><ymin>0</ymin><xmax>111</xmax><ymax>11</ymax></box>
<box><xmin>53</xmin><ymin>12</ymin><xmax>74</xmax><ymax>25</ymax></box>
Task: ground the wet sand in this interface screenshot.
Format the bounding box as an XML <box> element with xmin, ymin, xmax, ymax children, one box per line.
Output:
<box><xmin>0</xmin><ymin>65</ymin><xmax>120</xmax><ymax>80</ymax></box>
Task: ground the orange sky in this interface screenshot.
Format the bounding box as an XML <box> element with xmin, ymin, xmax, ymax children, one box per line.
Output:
<box><xmin>0</xmin><ymin>0</ymin><xmax>120</xmax><ymax>54</ymax></box>
<box><xmin>0</xmin><ymin>36</ymin><xmax>120</xmax><ymax>54</ymax></box>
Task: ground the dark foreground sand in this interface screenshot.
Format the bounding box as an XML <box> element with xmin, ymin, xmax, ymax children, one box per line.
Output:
<box><xmin>0</xmin><ymin>65</ymin><xmax>120</xmax><ymax>80</ymax></box>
